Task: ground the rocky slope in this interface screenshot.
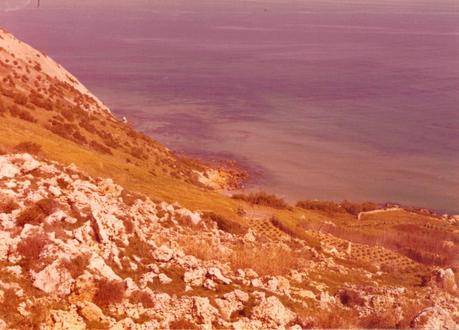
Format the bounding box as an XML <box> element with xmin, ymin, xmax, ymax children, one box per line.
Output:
<box><xmin>0</xmin><ymin>28</ymin><xmax>458</xmax><ymax>329</ymax></box>
<box><xmin>0</xmin><ymin>152</ymin><xmax>457</xmax><ymax>329</ymax></box>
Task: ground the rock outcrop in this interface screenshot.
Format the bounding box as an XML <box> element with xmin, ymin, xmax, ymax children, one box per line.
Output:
<box><xmin>0</xmin><ymin>153</ymin><xmax>457</xmax><ymax>329</ymax></box>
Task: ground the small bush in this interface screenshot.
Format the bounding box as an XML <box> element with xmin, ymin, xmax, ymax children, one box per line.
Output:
<box><xmin>90</xmin><ymin>140</ymin><xmax>112</xmax><ymax>155</ymax></box>
<box><xmin>13</xmin><ymin>93</ymin><xmax>28</xmax><ymax>106</ymax></box>
<box><xmin>9</xmin><ymin>105</ymin><xmax>36</xmax><ymax>122</ymax></box>
<box><xmin>0</xmin><ymin>99</ymin><xmax>6</xmax><ymax>115</ymax></box>
<box><xmin>0</xmin><ymin>195</ymin><xmax>19</xmax><ymax>214</ymax></box>
<box><xmin>16</xmin><ymin>198</ymin><xmax>58</xmax><ymax>227</ymax></box>
<box><xmin>16</xmin><ymin>232</ymin><xmax>49</xmax><ymax>268</ymax></box>
<box><xmin>202</xmin><ymin>212</ymin><xmax>246</xmax><ymax>235</ymax></box>
<box><xmin>72</xmin><ymin>130</ymin><xmax>87</xmax><ymax>144</ymax></box>
<box><xmin>232</xmin><ymin>192</ymin><xmax>290</xmax><ymax>209</ymax></box>
<box><xmin>61</xmin><ymin>254</ymin><xmax>90</xmax><ymax>278</ymax></box>
<box><xmin>340</xmin><ymin>200</ymin><xmax>379</xmax><ymax>216</ymax></box>
<box><xmin>93</xmin><ymin>279</ymin><xmax>126</xmax><ymax>307</ymax></box>
<box><xmin>13</xmin><ymin>141</ymin><xmax>42</xmax><ymax>155</ymax></box>
<box><xmin>47</xmin><ymin>121</ymin><xmax>75</xmax><ymax>140</ymax></box>
<box><xmin>60</xmin><ymin>108</ymin><xmax>75</xmax><ymax>122</ymax></box>
<box><xmin>130</xmin><ymin>290</ymin><xmax>155</xmax><ymax>308</ymax></box>
<box><xmin>296</xmin><ymin>200</ymin><xmax>344</xmax><ymax>214</ymax></box>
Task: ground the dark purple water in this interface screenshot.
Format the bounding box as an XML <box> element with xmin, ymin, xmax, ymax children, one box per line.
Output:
<box><xmin>1</xmin><ymin>0</ymin><xmax>459</xmax><ymax>212</ymax></box>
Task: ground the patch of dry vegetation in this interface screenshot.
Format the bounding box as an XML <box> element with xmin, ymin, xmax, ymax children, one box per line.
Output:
<box><xmin>60</xmin><ymin>254</ymin><xmax>90</xmax><ymax>279</ymax></box>
<box><xmin>13</xmin><ymin>141</ymin><xmax>42</xmax><ymax>154</ymax></box>
<box><xmin>202</xmin><ymin>211</ymin><xmax>246</xmax><ymax>235</ymax></box>
<box><xmin>0</xmin><ymin>194</ymin><xmax>19</xmax><ymax>213</ymax></box>
<box><xmin>297</xmin><ymin>199</ymin><xmax>379</xmax><ymax>216</ymax></box>
<box><xmin>93</xmin><ymin>279</ymin><xmax>126</xmax><ymax>307</ymax></box>
<box><xmin>179</xmin><ymin>236</ymin><xmax>305</xmax><ymax>276</ymax></box>
<box><xmin>16</xmin><ymin>198</ymin><xmax>58</xmax><ymax>227</ymax></box>
<box><xmin>16</xmin><ymin>232</ymin><xmax>50</xmax><ymax>270</ymax></box>
<box><xmin>232</xmin><ymin>192</ymin><xmax>291</xmax><ymax>209</ymax></box>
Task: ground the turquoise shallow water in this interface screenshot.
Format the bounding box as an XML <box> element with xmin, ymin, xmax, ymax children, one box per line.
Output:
<box><xmin>1</xmin><ymin>0</ymin><xmax>458</xmax><ymax>212</ymax></box>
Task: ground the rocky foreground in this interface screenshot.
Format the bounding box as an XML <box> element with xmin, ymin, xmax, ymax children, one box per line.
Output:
<box><xmin>0</xmin><ymin>152</ymin><xmax>457</xmax><ymax>329</ymax></box>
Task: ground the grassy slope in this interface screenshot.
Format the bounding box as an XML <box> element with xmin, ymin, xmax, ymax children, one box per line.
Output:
<box><xmin>0</xmin><ymin>115</ymin><xmax>242</xmax><ymax>218</ymax></box>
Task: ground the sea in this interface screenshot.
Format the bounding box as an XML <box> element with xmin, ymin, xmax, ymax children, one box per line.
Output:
<box><xmin>1</xmin><ymin>0</ymin><xmax>458</xmax><ymax>212</ymax></box>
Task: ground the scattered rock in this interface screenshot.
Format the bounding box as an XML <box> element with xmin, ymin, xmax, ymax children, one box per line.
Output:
<box><xmin>251</xmin><ymin>296</ymin><xmax>296</xmax><ymax>327</ymax></box>
<box><xmin>411</xmin><ymin>306</ymin><xmax>457</xmax><ymax>329</ymax></box>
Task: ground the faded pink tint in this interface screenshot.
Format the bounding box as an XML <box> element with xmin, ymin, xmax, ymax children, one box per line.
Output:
<box><xmin>1</xmin><ymin>0</ymin><xmax>458</xmax><ymax>211</ymax></box>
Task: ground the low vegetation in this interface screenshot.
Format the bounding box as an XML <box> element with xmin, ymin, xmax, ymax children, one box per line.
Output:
<box><xmin>0</xmin><ymin>194</ymin><xmax>19</xmax><ymax>214</ymax></box>
<box><xmin>93</xmin><ymin>279</ymin><xmax>126</xmax><ymax>307</ymax></box>
<box><xmin>13</xmin><ymin>141</ymin><xmax>42</xmax><ymax>154</ymax></box>
<box><xmin>16</xmin><ymin>198</ymin><xmax>58</xmax><ymax>227</ymax></box>
<box><xmin>296</xmin><ymin>199</ymin><xmax>379</xmax><ymax>216</ymax></box>
<box><xmin>202</xmin><ymin>211</ymin><xmax>246</xmax><ymax>235</ymax></box>
<box><xmin>178</xmin><ymin>236</ymin><xmax>306</xmax><ymax>276</ymax></box>
<box><xmin>16</xmin><ymin>232</ymin><xmax>50</xmax><ymax>270</ymax></box>
<box><xmin>61</xmin><ymin>254</ymin><xmax>90</xmax><ymax>279</ymax></box>
<box><xmin>232</xmin><ymin>192</ymin><xmax>291</xmax><ymax>209</ymax></box>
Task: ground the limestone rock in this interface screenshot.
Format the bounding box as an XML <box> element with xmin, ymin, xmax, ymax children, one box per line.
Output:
<box><xmin>0</xmin><ymin>158</ymin><xmax>19</xmax><ymax>179</ymax></box>
<box><xmin>207</xmin><ymin>267</ymin><xmax>232</xmax><ymax>285</ymax></box>
<box><xmin>192</xmin><ymin>297</ymin><xmax>218</xmax><ymax>325</ymax></box>
<box><xmin>153</xmin><ymin>245</ymin><xmax>174</xmax><ymax>262</ymax></box>
<box><xmin>77</xmin><ymin>302</ymin><xmax>110</xmax><ymax>327</ymax></box>
<box><xmin>158</xmin><ymin>273</ymin><xmax>172</xmax><ymax>284</ymax></box>
<box><xmin>433</xmin><ymin>268</ymin><xmax>457</xmax><ymax>293</ymax></box>
<box><xmin>33</xmin><ymin>262</ymin><xmax>74</xmax><ymax>296</ymax></box>
<box><xmin>411</xmin><ymin>307</ymin><xmax>457</xmax><ymax>329</ymax></box>
<box><xmin>251</xmin><ymin>296</ymin><xmax>296</xmax><ymax>327</ymax></box>
<box><xmin>184</xmin><ymin>268</ymin><xmax>206</xmax><ymax>287</ymax></box>
<box><xmin>50</xmin><ymin>308</ymin><xmax>86</xmax><ymax>330</ymax></box>
<box><xmin>215</xmin><ymin>290</ymin><xmax>249</xmax><ymax>321</ymax></box>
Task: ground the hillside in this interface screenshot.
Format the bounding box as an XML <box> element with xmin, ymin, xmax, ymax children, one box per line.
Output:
<box><xmin>0</xmin><ymin>28</ymin><xmax>458</xmax><ymax>329</ymax></box>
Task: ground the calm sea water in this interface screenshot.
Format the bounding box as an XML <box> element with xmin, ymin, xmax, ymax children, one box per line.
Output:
<box><xmin>1</xmin><ymin>0</ymin><xmax>458</xmax><ymax>212</ymax></box>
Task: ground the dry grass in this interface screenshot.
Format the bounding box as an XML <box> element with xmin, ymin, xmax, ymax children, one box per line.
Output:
<box><xmin>60</xmin><ymin>254</ymin><xmax>90</xmax><ymax>278</ymax></box>
<box><xmin>16</xmin><ymin>232</ymin><xmax>49</xmax><ymax>269</ymax></box>
<box><xmin>130</xmin><ymin>290</ymin><xmax>155</xmax><ymax>308</ymax></box>
<box><xmin>270</xmin><ymin>216</ymin><xmax>298</xmax><ymax>237</ymax></box>
<box><xmin>13</xmin><ymin>141</ymin><xmax>42</xmax><ymax>154</ymax></box>
<box><xmin>16</xmin><ymin>198</ymin><xmax>58</xmax><ymax>227</ymax></box>
<box><xmin>93</xmin><ymin>279</ymin><xmax>126</xmax><ymax>307</ymax></box>
<box><xmin>202</xmin><ymin>211</ymin><xmax>246</xmax><ymax>235</ymax></box>
<box><xmin>179</xmin><ymin>236</ymin><xmax>305</xmax><ymax>276</ymax></box>
<box><xmin>0</xmin><ymin>195</ymin><xmax>19</xmax><ymax>214</ymax></box>
<box><xmin>229</xmin><ymin>244</ymin><xmax>304</xmax><ymax>276</ymax></box>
